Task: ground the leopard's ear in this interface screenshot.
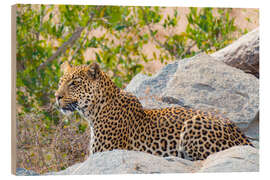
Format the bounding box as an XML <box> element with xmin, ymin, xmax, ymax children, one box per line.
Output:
<box><xmin>61</xmin><ymin>61</ymin><xmax>72</xmax><ymax>74</ymax></box>
<box><xmin>87</xmin><ymin>63</ymin><xmax>100</xmax><ymax>79</ymax></box>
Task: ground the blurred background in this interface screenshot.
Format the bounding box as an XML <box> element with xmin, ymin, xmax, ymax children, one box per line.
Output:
<box><xmin>15</xmin><ymin>5</ymin><xmax>259</xmax><ymax>174</ymax></box>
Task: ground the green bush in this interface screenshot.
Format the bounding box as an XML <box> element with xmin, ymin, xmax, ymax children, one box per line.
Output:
<box><xmin>16</xmin><ymin>5</ymin><xmax>246</xmax><ymax>173</ymax></box>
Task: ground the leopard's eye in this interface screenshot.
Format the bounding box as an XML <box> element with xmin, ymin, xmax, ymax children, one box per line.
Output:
<box><xmin>58</xmin><ymin>79</ymin><xmax>63</xmax><ymax>87</ymax></box>
<box><xmin>68</xmin><ymin>81</ymin><xmax>76</xmax><ymax>87</ymax></box>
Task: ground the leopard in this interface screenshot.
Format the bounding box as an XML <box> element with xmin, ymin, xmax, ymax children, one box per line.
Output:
<box><xmin>55</xmin><ymin>62</ymin><xmax>254</xmax><ymax>161</ymax></box>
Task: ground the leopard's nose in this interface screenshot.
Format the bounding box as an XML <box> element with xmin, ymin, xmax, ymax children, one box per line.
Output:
<box><xmin>56</xmin><ymin>95</ymin><xmax>63</xmax><ymax>101</ymax></box>
<box><xmin>55</xmin><ymin>92</ymin><xmax>63</xmax><ymax>101</ymax></box>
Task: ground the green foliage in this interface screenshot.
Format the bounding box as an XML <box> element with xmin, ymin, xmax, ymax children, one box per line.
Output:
<box><xmin>16</xmin><ymin>5</ymin><xmax>245</xmax><ymax>173</ymax></box>
<box><xmin>186</xmin><ymin>8</ymin><xmax>236</xmax><ymax>53</ymax></box>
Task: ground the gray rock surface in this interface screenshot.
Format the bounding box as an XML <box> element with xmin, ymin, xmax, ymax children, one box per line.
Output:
<box><xmin>46</xmin><ymin>146</ymin><xmax>258</xmax><ymax>175</ymax></box>
<box><xmin>46</xmin><ymin>150</ymin><xmax>198</xmax><ymax>175</ymax></box>
<box><xmin>163</xmin><ymin>54</ymin><xmax>259</xmax><ymax>130</ymax></box>
<box><xmin>199</xmin><ymin>146</ymin><xmax>259</xmax><ymax>172</ymax></box>
<box><xmin>211</xmin><ymin>28</ymin><xmax>259</xmax><ymax>78</ymax></box>
<box><xmin>244</xmin><ymin>111</ymin><xmax>259</xmax><ymax>141</ymax></box>
<box><xmin>126</xmin><ymin>61</ymin><xmax>179</xmax><ymax>109</ymax></box>
<box><xmin>16</xmin><ymin>168</ymin><xmax>39</xmax><ymax>176</ymax></box>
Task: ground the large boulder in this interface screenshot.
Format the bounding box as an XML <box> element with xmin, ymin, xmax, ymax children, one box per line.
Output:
<box><xmin>163</xmin><ymin>54</ymin><xmax>259</xmax><ymax>129</ymax></box>
<box><xmin>46</xmin><ymin>150</ymin><xmax>198</xmax><ymax>175</ymax></box>
<box><xmin>211</xmin><ymin>28</ymin><xmax>259</xmax><ymax>78</ymax></box>
<box><xmin>199</xmin><ymin>145</ymin><xmax>259</xmax><ymax>172</ymax></box>
<box><xmin>45</xmin><ymin>146</ymin><xmax>258</xmax><ymax>175</ymax></box>
<box><xmin>125</xmin><ymin>61</ymin><xmax>179</xmax><ymax>109</ymax></box>
<box><xmin>16</xmin><ymin>168</ymin><xmax>39</xmax><ymax>176</ymax></box>
<box><xmin>127</xmin><ymin>54</ymin><xmax>259</xmax><ymax>141</ymax></box>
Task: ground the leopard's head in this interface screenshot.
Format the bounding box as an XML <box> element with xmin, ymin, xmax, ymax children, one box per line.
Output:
<box><xmin>55</xmin><ymin>62</ymin><xmax>104</xmax><ymax>115</ymax></box>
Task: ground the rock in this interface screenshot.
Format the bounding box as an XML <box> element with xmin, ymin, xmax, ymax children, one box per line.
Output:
<box><xmin>162</xmin><ymin>54</ymin><xmax>259</xmax><ymax>131</ymax></box>
<box><xmin>47</xmin><ymin>146</ymin><xmax>258</xmax><ymax>175</ymax></box>
<box><xmin>46</xmin><ymin>150</ymin><xmax>198</xmax><ymax>175</ymax></box>
<box><xmin>199</xmin><ymin>146</ymin><xmax>259</xmax><ymax>172</ymax></box>
<box><xmin>127</xmin><ymin>53</ymin><xmax>259</xmax><ymax>139</ymax></box>
<box><xmin>211</xmin><ymin>28</ymin><xmax>259</xmax><ymax>78</ymax></box>
<box><xmin>16</xmin><ymin>168</ymin><xmax>39</xmax><ymax>176</ymax></box>
<box><xmin>244</xmin><ymin>111</ymin><xmax>259</xmax><ymax>141</ymax></box>
<box><xmin>126</xmin><ymin>61</ymin><xmax>179</xmax><ymax>109</ymax></box>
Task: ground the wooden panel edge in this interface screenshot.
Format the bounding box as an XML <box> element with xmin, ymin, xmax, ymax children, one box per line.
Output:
<box><xmin>11</xmin><ymin>4</ymin><xmax>17</xmax><ymax>175</ymax></box>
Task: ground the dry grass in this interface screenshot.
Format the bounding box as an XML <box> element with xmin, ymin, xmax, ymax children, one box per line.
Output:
<box><xmin>16</xmin><ymin>112</ymin><xmax>90</xmax><ymax>174</ymax></box>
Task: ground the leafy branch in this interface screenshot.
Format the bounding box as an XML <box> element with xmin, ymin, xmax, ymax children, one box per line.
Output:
<box><xmin>37</xmin><ymin>10</ymin><xmax>96</xmax><ymax>72</ymax></box>
<box><xmin>139</xmin><ymin>7</ymin><xmax>177</xmax><ymax>58</ymax></box>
